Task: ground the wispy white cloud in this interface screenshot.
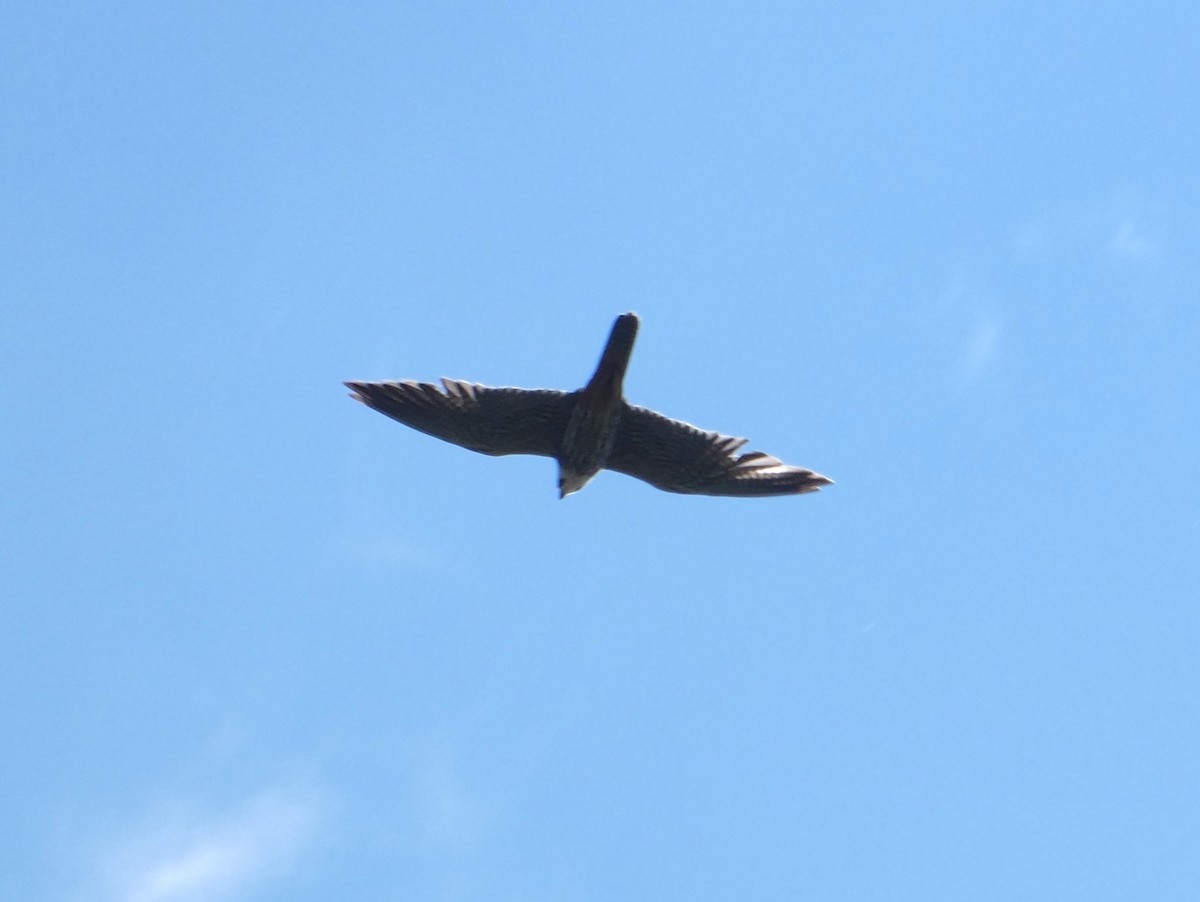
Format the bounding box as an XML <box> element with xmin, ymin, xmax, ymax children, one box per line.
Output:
<box><xmin>413</xmin><ymin>757</ymin><xmax>490</xmax><ymax>849</ymax></box>
<box><xmin>1011</xmin><ymin>220</ymin><xmax>1050</xmax><ymax>255</ymax></box>
<box><xmin>1012</xmin><ymin>197</ymin><xmax>1166</xmax><ymax>269</ymax></box>
<box><xmin>89</xmin><ymin>783</ymin><xmax>323</xmax><ymax>902</ymax></box>
<box><xmin>934</xmin><ymin>278</ymin><xmax>1003</xmax><ymax>389</ymax></box>
<box><xmin>336</xmin><ymin>448</ymin><xmax>442</xmax><ymax>570</ymax></box>
<box><xmin>337</xmin><ymin>530</ymin><xmax>435</xmax><ymax>568</ymax></box>
<box><xmin>1106</xmin><ymin>219</ymin><xmax>1162</xmax><ymax>266</ymax></box>
<box><xmin>954</xmin><ymin>310</ymin><xmax>1003</xmax><ymax>387</ymax></box>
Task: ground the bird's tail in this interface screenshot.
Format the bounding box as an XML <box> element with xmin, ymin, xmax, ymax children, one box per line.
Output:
<box><xmin>587</xmin><ymin>312</ymin><xmax>639</xmax><ymax>392</ymax></box>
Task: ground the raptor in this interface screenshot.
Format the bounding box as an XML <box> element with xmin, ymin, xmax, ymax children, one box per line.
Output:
<box><xmin>346</xmin><ymin>313</ymin><xmax>832</xmax><ymax>498</ymax></box>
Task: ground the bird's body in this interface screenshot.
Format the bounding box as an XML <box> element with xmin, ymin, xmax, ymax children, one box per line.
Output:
<box><xmin>557</xmin><ymin>313</ymin><xmax>637</xmax><ymax>496</ymax></box>
<box><xmin>346</xmin><ymin>313</ymin><xmax>831</xmax><ymax>498</ymax></box>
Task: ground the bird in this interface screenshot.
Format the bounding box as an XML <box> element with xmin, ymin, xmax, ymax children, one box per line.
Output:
<box><xmin>345</xmin><ymin>313</ymin><xmax>832</xmax><ymax>499</ymax></box>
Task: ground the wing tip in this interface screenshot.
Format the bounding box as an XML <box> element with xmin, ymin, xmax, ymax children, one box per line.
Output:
<box><xmin>792</xmin><ymin>470</ymin><xmax>834</xmax><ymax>494</ymax></box>
<box><xmin>728</xmin><ymin>461</ymin><xmax>834</xmax><ymax>496</ymax></box>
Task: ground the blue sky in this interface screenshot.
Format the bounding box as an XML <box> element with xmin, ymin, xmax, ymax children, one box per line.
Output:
<box><xmin>4</xmin><ymin>3</ymin><xmax>1199</xmax><ymax>900</ymax></box>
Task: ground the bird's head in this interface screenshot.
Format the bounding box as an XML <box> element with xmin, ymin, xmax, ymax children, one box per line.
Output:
<box><xmin>557</xmin><ymin>467</ymin><xmax>593</xmax><ymax>499</ymax></box>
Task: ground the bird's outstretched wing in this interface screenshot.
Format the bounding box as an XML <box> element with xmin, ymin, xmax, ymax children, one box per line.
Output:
<box><xmin>606</xmin><ymin>403</ymin><xmax>832</xmax><ymax>496</ymax></box>
<box><xmin>346</xmin><ymin>379</ymin><xmax>576</xmax><ymax>458</ymax></box>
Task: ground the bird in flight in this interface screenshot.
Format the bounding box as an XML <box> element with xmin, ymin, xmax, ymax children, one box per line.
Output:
<box><xmin>346</xmin><ymin>313</ymin><xmax>832</xmax><ymax>498</ymax></box>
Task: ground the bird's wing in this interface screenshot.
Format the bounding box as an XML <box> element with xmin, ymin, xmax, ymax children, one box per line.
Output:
<box><xmin>346</xmin><ymin>379</ymin><xmax>576</xmax><ymax>458</ymax></box>
<box><xmin>606</xmin><ymin>403</ymin><xmax>833</xmax><ymax>496</ymax></box>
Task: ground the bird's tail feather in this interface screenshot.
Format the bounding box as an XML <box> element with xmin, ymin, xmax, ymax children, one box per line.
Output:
<box><xmin>588</xmin><ymin>312</ymin><xmax>639</xmax><ymax>391</ymax></box>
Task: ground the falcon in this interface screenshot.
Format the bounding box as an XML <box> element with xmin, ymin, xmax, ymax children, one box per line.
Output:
<box><xmin>346</xmin><ymin>313</ymin><xmax>832</xmax><ymax>498</ymax></box>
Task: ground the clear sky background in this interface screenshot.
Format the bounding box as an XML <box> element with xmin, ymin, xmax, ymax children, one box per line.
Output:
<box><xmin>4</xmin><ymin>4</ymin><xmax>1199</xmax><ymax>901</ymax></box>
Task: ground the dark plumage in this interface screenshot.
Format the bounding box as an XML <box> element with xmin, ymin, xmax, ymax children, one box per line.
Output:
<box><xmin>346</xmin><ymin>313</ymin><xmax>832</xmax><ymax>498</ymax></box>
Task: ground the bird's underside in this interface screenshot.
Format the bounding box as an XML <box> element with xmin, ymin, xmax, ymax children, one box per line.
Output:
<box><xmin>345</xmin><ymin>313</ymin><xmax>832</xmax><ymax>498</ymax></box>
